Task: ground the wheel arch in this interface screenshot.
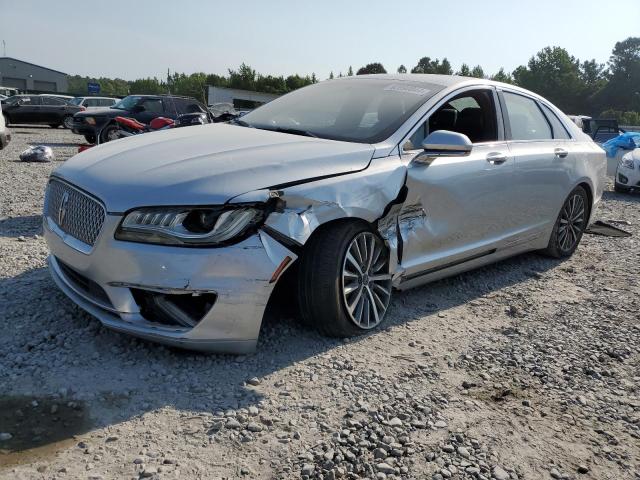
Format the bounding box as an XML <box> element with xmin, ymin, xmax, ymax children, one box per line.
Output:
<box><xmin>576</xmin><ymin>180</ymin><xmax>594</xmax><ymax>223</ymax></box>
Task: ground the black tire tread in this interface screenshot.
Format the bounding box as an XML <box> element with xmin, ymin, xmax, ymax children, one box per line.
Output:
<box><xmin>297</xmin><ymin>221</ymin><xmax>373</xmax><ymax>337</ymax></box>
<box><xmin>542</xmin><ymin>186</ymin><xmax>589</xmax><ymax>258</ymax></box>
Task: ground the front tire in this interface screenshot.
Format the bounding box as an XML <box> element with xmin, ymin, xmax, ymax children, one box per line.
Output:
<box><xmin>543</xmin><ymin>186</ymin><xmax>589</xmax><ymax>258</ymax></box>
<box><xmin>84</xmin><ymin>134</ymin><xmax>96</xmax><ymax>144</ymax></box>
<box><xmin>297</xmin><ymin>222</ymin><xmax>393</xmax><ymax>337</ymax></box>
<box><xmin>100</xmin><ymin>123</ymin><xmax>120</xmax><ymax>143</ymax></box>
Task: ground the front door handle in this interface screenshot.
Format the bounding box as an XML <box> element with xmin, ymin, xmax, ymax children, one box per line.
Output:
<box><xmin>486</xmin><ymin>152</ymin><xmax>508</xmax><ymax>165</ymax></box>
<box><xmin>554</xmin><ymin>148</ymin><xmax>569</xmax><ymax>158</ymax></box>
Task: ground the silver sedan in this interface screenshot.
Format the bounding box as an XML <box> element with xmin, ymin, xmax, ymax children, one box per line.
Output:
<box><xmin>43</xmin><ymin>74</ymin><xmax>606</xmax><ymax>352</ymax></box>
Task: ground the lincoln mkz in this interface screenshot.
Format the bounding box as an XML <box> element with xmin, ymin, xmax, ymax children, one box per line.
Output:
<box><xmin>43</xmin><ymin>74</ymin><xmax>606</xmax><ymax>352</ymax></box>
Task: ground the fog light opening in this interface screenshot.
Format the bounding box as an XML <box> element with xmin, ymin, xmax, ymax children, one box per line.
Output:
<box><xmin>131</xmin><ymin>289</ymin><xmax>216</xmax><ymax>328</ymax></box>
<box><xmin>618</xmin><ymin>173</ymin><xmax>629</xmax><ymax>185</ymax></box>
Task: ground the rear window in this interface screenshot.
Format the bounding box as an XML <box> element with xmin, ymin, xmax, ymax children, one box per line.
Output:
<box><xmin>540</xmin><ymin>104</ymin><xmax>570</xmax><ymax>139</ymax></box>
<box><xmin>503</xmin><ymin>92</ymin><xmax>552</xmax><ymax>141</ymax></box>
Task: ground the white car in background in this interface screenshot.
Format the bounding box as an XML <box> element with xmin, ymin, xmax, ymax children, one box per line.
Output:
<box><xmin>615</xmin><ymin>149</ymin><xmax>640</xmax><ymax>193</ymax></box>
<box><xmin>0</xmin><ymin>101</ymin><xmax>11</xmax><ymax>149</ymax></box>
<box><xmin>70</xmin><ymin>97</ymin><xmax>118</xmax><ymax>110</ymax></box>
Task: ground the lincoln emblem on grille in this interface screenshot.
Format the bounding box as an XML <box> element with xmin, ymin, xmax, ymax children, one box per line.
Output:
<box><xmin>58</xmin><ymin>191</ymin><xmax>70</xmax><ymax>226</ymax></box>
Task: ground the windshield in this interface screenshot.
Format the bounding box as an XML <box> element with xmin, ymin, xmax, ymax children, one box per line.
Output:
<box><xmin>70</xmin><ymin>98</ymin><xmax>83</xmax><ymax>105</ymax></box>
<box><xmin>240</xmin><ymin>78</ymin><xmax>443</xmax><ymax>143</ymax></box>
<box><xmin>3</xmin><ymin>95</ymin><xmax>23</xmax><ymax>105</ymax></box>
<box><xmin>112</xmin><ymin>96</ymin><xmax>142</xmax><ymax>111</ymax></box>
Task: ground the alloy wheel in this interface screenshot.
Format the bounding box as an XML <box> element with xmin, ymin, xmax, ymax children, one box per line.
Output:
<box><xmin>63</xmin><ymin>116</ymin><xmax>74</xmax><ymax>129</ymax></box>
<box><xmin>557</xmin><ymin>192</ymin><xmax>585</xmax><ymax>252</ymax></box>
<box><xmin>341</xmin><ymin>231</ymin><xmax>392</xmax><ymax>329</ymax></box>
<box><xmin>106</xmin><ymin>127</ymin><xmax>120</xmax><ymax>142</ymax></box>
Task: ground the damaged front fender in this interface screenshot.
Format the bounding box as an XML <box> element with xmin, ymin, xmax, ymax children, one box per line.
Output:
<box><xmin>230</xmin><ymin>156</ymin><xmax>410</xmax><ymax>276</ymax></box>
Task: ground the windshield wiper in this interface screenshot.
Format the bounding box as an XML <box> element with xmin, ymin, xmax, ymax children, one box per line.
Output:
<box><xmin>271</xmin><ymin>127</ymin><xmax>318</xmax><ymax>138</ymax></box>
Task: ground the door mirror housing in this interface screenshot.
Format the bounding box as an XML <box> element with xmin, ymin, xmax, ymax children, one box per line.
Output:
<box><xmin>412</xmin><ymin>130</ymin><xmax>473</xmax><ymax>165</ymax></box>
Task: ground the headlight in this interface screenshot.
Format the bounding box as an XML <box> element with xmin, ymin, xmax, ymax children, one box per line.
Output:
<box><xmin>620</xmin><ymin>158</ymin><xmax>635</xmax><ymax>170</ymax></box>
<box><xmin>85</xmin><ymin>117</ymin><xmax>96</xmax><ymax>125</ymax></box>
<box><xmin>115</xmin><ymin>206</ymin><xmax>265</xmax><ymax>246</ymax></box>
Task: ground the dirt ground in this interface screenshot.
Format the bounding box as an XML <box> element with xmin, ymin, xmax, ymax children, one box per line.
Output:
<box><xmin>0</xmin><ymin>126</ymin><xmax>638</xmax><ymax>480</ymax></box>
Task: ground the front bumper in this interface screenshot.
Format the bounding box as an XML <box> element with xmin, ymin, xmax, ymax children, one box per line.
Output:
<box><xmin>71</xmin><ymin>120</ymin><xmax>100</xmax><ymax>137</ymax></box>
<box><xmin>44</xmin><ymin>214</ymin><xmax>296</xmax><ymax>353</ymax></box>
<box><xmin>616</xmin><ymin>163</ymin><xmax>640</xmax><ymax>189</ymax></box>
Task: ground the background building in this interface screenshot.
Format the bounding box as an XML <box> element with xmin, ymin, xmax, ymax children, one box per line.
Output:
<box><xmin>0</xmin><ymin>57</ymin><xmax>68</xmax><ymax>93</ymax></box>
<box><xmin>207</xmin><ymin>86</ymin><xmax>279</xmax><ymax>110</ymax></box>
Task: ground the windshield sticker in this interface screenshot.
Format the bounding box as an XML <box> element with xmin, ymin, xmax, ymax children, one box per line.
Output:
<box><xmin>384</xmin><ymin>84</ymin><xmax>430</xmax><ymax>96</ymax></box>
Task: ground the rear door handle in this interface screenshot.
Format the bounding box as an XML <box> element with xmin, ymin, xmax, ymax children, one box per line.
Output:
<box><xmin>486</xmin><ymin>152</ymin><xmax>508</xmax><ymax>165</ymax></box>
<box><xmin>554</xmin><ymin>148</ymin><xmax>569</xmax><ymax>158</ymax></box>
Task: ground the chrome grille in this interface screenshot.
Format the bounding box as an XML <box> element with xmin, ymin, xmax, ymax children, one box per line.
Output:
<box><xmin>45</xmin><ymin>179</ymin><xmax>105</xmax><ymax>246</ymax></box>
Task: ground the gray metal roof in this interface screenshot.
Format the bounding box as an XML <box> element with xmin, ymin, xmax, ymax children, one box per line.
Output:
<box><xmin>0</xmin><ymin>57</ymin><xmax>68</xmax><ymax>76</ymax></box>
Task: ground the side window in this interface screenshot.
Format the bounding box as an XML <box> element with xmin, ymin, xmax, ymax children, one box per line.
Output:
<box><xmin>101</xmin><ymin>99</ymin><xmax>115</xmax><ymax>107</ymax></box>
<box><xmin>27</xmin><ymin>96</ymin><xmax>42</xmax><ymax>105</ymax></box>
<box><xmin>140</xmin><ymin>98</ymin><xmax>163</xmax><ymax>113</ymax></box>
<box><xmin>183</xmin><ymin>101</ymin><xmax>205</xmax><ymax>114</ymax></box>
<box><xmin>405</xmin><ymin>89</ymin><xmax>498</xmax><ymax>150</ymax></box>
<box><xmin>85</xmin><ymin>99</ymin><xmax>99</xmax><ymax>107</ymax></box>
<box><xmin>163</xmin><ymin>98</ymin><xmax>180</xmax><ymax>114</ymax></box>
<box><xmin>503</xmin><ymin>92</ymin><xmax>552</xmax><ymax>141</ymax></box>
<box><xmin>540</xmin><ymin>103</ymin><xmax>570</xmax><ymax>139</ymax></box>
<box><xmin>42</xmin><ymin>96</ymin><xmax>65</xmax><ymax>105</ymax></box>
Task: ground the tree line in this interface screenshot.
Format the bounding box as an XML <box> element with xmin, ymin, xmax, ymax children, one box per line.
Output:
<box><xmin>355</xmin><ymin>37</ymin><xmax>640</xmax><ymax>124</ymax></box>
<box><xmin>67</xmin><ymin>64</ymin><xmax>317</xmax><ymax>104</ymax></box>
<box><xmin>68</xmin><ymin>36</ymin><xmax>639</xmax><ymax>124</ymax></box>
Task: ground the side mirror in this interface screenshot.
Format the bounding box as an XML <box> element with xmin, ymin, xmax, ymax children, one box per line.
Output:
<box><xmin>412</xmin><ymin>130</ymin><xmax>472</xmax><ymax>165</ymax></box>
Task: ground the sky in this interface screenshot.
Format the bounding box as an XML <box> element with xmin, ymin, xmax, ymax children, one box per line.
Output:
<box><xmin>1</xmin><ymin>0</ymin><xmax>638</xmax><ymax>81</ymax></box>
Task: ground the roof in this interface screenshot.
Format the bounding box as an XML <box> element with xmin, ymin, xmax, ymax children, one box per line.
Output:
<box><xmin>342</xmin><ymin>73</ymin><xmax>471</xmax><ymax>87</ymax></box>
<box><xmin>0</xmin><ymin>57</ymin><xmax>68</xmax><ymax>76</ymax></box>
<box><xmin>337</xmin><ymin>73</ymin><xmax>537</xmax><ymax>99</ymax></box>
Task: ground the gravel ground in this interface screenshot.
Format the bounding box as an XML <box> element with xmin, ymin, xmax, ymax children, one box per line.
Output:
<box><xmin>0</xmin><ymin>126</ymin><xmax>638</xmax><ymax>480</ymax></box>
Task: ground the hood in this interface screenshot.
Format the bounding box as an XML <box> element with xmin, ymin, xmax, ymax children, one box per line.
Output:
<box><xmin>54</xmin><ymin>123</ymin><xmax>375</xmax><ymax>212</ymax></box>
<box><xmin>75</xmin><ymin>108</ymin><xmax>121</xmax><ymax>118</ymax></box>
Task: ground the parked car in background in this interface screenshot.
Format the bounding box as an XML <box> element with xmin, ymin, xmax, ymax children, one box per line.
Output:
<box><xmin>43</xmin><ymin>74</ymin><xmax>605</xmax><ymax>353</ymax></box>
<box><xmin>0</xmin><ymin>94</ymin><xmax>7</xmax><ymax>101</ymax></box>
<box><xmin>568</xmin><ymin>115</ymin><xmax>624</xmax><ymax>144</ymax></box>
<box><xmin>0</xmin><ymin>86</ymin><xmax>19</xmax><ymax>97</ymax></box>
<box><xmin>70</xmin><ymin>96</ymin><xmax>118</xmax><ymax>110</ymax></box>
<box><xmin>616</xmin><ymin>149</ymin><xmax>640</xmax><ymax>193</ymax></box>
<box><xmin>72</xmin><ymin>94</ymin><xmax>211</xmax><ymax>143</ymax></box>
<box><xmin>1</xmin><ymin>94</ymin><xmax>84</xmax><ymax>128</ymax></box>
<box><xmin>0</xmin><ymin>102</ymin><xmax>11</xmax><ymax>149</ymax></box>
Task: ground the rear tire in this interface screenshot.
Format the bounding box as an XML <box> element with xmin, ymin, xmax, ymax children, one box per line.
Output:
<box><xmin>297</xmin><ymin>221</ymin><xmax>393</xmax><ymax>337</ymax></box>
<box><xmin>84</xmin><ymin>134</ymin><xmax>96</xmax><ymax>144</ymax></box>
<box><xmin>542</xmin><ymin>186</ymin><xmax>589</xmax><ymax>258</ymax></box>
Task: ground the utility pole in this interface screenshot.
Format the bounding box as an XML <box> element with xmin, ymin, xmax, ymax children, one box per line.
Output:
<box><xmin>2</xmin><ymin>40</ymin><xmax>6</xmax><ymax>56</ymax></box>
